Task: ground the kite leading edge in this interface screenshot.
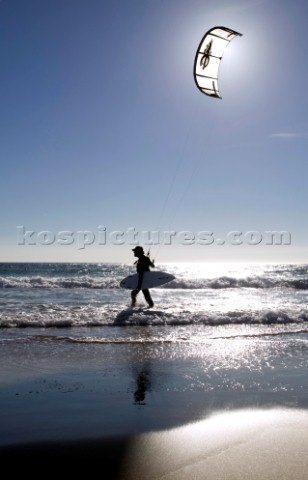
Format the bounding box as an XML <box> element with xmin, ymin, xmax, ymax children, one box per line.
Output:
<box><xmin>194</xmin><ymin>26</ymin><xmax>242</xmax><ymax>99</ymax></box>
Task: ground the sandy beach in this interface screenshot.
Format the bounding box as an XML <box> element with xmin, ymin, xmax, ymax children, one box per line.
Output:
<box><xmin>2</xmin><ymin>407</ymin><xmax>308</xmax><ymax>479</ymax></box>
<box><xmin>1</xmin><ymin>330</ymin><xmax>308</xmax><ymax>478</ymax></box>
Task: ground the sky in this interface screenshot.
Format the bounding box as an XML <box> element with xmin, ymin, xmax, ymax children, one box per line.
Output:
<box><xmin>0</xmin><ymin>0</ymin><xmax>307</xmax><ymax>263</ymax></box>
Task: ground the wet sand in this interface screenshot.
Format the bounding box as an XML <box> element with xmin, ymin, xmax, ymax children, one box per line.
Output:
<box><xmin>1</xmin><ymin>334</ymin><xmax>308</xmax><ymax>477</ymax></box>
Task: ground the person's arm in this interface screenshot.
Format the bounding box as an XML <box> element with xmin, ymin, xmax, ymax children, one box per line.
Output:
<box><xmin>147</xmin><ymin>256</ymin><xmax>155</xmax><ymax>268</ymax></box>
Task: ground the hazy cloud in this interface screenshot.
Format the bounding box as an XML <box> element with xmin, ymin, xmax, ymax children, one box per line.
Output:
<box><xmin>269</xmin><ymin>132</ymin><xmax>308</xmax><ymax>139</ymax></box>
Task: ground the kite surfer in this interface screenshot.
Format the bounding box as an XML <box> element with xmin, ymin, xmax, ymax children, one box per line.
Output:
<box><xmin>131</xmin><ymin>246</ymin><xmax>155</xmax><ymax>308</ymax></box>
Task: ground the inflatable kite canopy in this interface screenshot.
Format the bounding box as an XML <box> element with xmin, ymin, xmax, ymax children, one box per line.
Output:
<box><xmin>194</xmin><ymin>26</ymin><xmax>242</xmax><ymax>99</ymax></box>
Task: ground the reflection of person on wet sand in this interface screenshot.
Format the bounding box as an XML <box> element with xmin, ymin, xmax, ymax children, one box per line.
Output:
<box><xmin>134</xmin><ymin>367</ymin><xmax>151</xmax><ymax>404</ymax></box>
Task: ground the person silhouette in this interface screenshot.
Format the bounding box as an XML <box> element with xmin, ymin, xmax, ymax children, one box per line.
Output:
<box><xmin>131</xmin><ymin>246</ymin><xmax>154</xmax><ymax>308</ymax></box>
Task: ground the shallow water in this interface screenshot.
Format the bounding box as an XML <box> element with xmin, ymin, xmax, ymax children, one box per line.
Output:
<box><xmin>1</xmin><ymin>262</ymin><xmax>308</xmax><ymax>328</ymax></box>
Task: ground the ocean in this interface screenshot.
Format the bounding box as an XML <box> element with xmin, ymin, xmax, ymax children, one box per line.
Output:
<box><xmin>1</xmin><ymin>261</ymin><xmax>308</xmax><ymax>372</ymax></box>
<box><xmin>1</xmin><ymin>261</ymin><xmax>308</xmax><ymax>331</ymax></box>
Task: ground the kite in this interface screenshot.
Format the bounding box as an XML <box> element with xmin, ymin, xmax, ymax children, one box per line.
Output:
<box><xmin>194</xmin><ymin>26</ymin><xmax>242</xmax><ymax>99</ymax></box>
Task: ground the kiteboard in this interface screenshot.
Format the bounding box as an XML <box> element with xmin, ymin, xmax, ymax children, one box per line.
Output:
<box><xmin>120</xmin><ymin>271</ymin><xmax>175</xmax><ymax>290</ymax></box>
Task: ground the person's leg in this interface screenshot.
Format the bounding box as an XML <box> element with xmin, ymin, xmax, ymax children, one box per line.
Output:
<box><xmin>131</xmin><ymin>289</ymin><xmax>140</xmax><ymax>307</ymax></box>
<box><xmin>142</xmin><ymin>289</ymin><xmax>154</xmax><ymax>307</ymax></box>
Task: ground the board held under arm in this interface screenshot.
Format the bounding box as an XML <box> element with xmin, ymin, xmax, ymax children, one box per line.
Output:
<box><xmin>120</xmin><ymin>271</ymin><xmax>175</xmax><ymax>290</ymax></box>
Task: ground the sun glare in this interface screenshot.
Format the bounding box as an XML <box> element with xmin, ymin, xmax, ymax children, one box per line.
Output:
<box><xmin>119</xmin><ymin>409</ymin><xmax>308</xmax><ymax>479</ymax></box>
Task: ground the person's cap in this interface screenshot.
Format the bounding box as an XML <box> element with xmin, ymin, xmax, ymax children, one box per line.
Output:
<box><xmin>132</xmin><ymin>246</ymin><xmax>144</xmax><ymax>253</ymax></box>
